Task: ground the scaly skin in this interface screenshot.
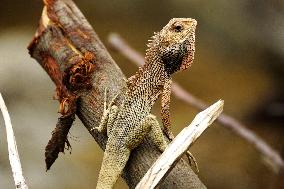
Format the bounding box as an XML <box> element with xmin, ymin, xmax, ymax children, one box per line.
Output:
<box><xmin>93</xmin><ymin>18</ymin><xmax>197</xmax><ymax>189</ymax></box>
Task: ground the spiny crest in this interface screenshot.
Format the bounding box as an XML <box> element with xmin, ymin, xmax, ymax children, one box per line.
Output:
<box><xmin>128</xmin><ymin>32</ymin><xmax>161</xmax><ymax>90</ymax></box>
<box><xmin>128</xmin><ymin>31</ymin><xmax>162</xmax><ymax>90</ymax></box>
<box><xmin>126</xmin><ymin>66</ymin><xmax>145</xmax><ymax>90</ymax></box>
<box><xmin>146</xmin><ymin>32</ymin><xmax>160</xmax><ymax>49</ymax></box>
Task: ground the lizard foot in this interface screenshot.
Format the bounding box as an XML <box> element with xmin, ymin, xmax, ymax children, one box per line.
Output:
<box><xmin>186</xmin><ymin>151</ymin><xmax>199</xmax><ymax>173</ymax></box>
<box><xmin>91</xmin><ymin>126</ymin><xmax>104</xmax><ymax>133</ymax></box>
<box><xmin>91</xmin><ymin>88</ymin><xmax>119</xmax><ymax>134</ymax></box>
<box><xmin>164</xmin><ymin>129</ymin><xmax>175</xmax><ymax>141</ymax></box>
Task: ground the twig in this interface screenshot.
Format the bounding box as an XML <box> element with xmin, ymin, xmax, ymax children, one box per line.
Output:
<box><xmin>108</xmin><ymin>33</ymin><xmax>284</xmax><ymax>173</ymax></box>
<box><xmin>136</xmin><ymin>100</ymin><xmax>224</xmax><ymax>189</ymax></box>
<box><xmin>0</xmin><ymin>93</ymin><xmax>29</xmax><ymax>189</ymax></box>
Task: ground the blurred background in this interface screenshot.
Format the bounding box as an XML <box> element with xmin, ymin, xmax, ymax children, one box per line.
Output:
<box><xmin>0</xmin><ymin>0</ymin><xmax>283</xmax><ymax>188</ymax></box>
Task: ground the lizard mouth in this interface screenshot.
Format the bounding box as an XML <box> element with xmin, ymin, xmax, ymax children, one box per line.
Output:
<box><xmin>179</xmin><ymin>19</ymin><xmax>197</xmax><ymax>71</ymax></box>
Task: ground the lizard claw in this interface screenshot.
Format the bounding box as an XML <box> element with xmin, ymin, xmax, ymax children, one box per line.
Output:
<box><xmin>164</xmin><ymin>129</ymin><xmax>175</xmax><ymax>141</ymax></box>
<box><xmin>167</xmin><ymin>131</ymin><xmax>175</xmax><ymax>141</ymax></box>
<box><xmin>186</xmin><ymin>151</ymin><xmax>199</xmax><ymax>173</ymax></box>
<box><xmin>90</xmin><ymin>126</ymin><xmax>103</xmax><ymax>133</ymax></box>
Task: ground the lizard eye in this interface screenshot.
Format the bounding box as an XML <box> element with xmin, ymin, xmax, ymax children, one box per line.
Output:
<box><xmin>172</xmin><ymin>23</ymin><xmax>183</xmax><ymax>32</ymax></box>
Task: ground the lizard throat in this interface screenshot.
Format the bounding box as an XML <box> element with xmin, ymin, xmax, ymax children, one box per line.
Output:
<box><xmin>161</xmin><ymin>41</ymin><xmax>189</xmax><ymax>75</ymax></box>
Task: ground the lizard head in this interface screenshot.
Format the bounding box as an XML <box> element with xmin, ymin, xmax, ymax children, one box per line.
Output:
<box><xmin>147</xmin><ymin>18</ymin><xmax>197</xmax><ymax>75</ymax></box>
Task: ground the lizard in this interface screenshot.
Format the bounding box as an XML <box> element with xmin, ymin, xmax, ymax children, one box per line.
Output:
<box><xmin>92</xmin><ymin>18</ymin><xmax>197</xmax><ymax>189</ymax></box>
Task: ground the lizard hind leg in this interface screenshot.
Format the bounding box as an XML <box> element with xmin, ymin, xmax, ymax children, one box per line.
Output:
<box><xmin>148</xmin><ymin>114</ymin><xmax>200</xmax><ymax>173</ymax></box>
<box><xmin>146</xmin><ymin>114</ymin><xmax>168</xmax><ymax>152</ymax></box>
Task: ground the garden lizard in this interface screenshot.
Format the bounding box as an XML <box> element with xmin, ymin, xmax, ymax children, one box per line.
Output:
<box><xmin>92</xmin><ymin>18</ymin><xmax>197</xmax><ymax>189</ymax></box>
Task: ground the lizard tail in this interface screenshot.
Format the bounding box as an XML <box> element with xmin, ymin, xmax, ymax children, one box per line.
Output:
<box><xmin>96</xmin><ymin>143</ymin><xmax>130</xmax><ymax>189</ymax></box>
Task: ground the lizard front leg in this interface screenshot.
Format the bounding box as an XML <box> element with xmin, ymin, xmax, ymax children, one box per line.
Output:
<box><xmin>94</xmin><ymin>105</ymin><xmax>118</xmax><ymax>134</ymax></box>
<box><xmin>91</xmin><ymin>89</ymin><xmax>119</xmax><ymax>134</ymax></box>
<box><xmin>161</xmin><ymin>78</ymin><xmax>175</xmax><ymax>140</ymax></box>
<box><xmin>161</xmin><ymin>79</ymin><xmax>199</xmax><ymax>172</ymax></box>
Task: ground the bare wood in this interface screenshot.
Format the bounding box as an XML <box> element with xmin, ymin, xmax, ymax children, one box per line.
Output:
<box><xmin>0</xmin><ymin>93</ymin><xmax>29</xmax><ymax>189</ymax></box>
<box><xmin>108</xmin><ymin>33</ymin><xmax>284</xmax><ymax>173</ymax></box>
<box><xmin>136</xmin><ymin>100</ymin><xmax>224</xmax><ymax>189</ymax></box>
<box><xmin>28</xmin><ymin>0</ymin><xmax>206</xmax><ymax>188</ymax></box>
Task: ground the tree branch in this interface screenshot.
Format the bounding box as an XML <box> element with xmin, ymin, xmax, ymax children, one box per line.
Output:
<box><xmin>108</xmin><ymin>33</ymin><xmax>284</xmax><ymax>173</ymax></box>
<box><xmin>28</xmin><ymin>0</ymin><xmax>206</xmax><ymax>188</ymax></box>
<box><xmin>0</xmin><ymin>93</ymin><xmax>29</xmax><ymax>189</ymax></box>
<box><xmin>136</xmin><ymin>100</ymin><xmax>224</xmax><ymax>189</ymax></box>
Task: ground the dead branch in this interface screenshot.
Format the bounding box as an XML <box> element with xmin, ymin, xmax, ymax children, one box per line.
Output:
<box><xmin>136</xmin><ymin>100</ymin><xmax>224</xmax><ymax>189</ymax></box>
<box><xmin>108</xmin><ymin>33</ymin><xmax>284</xmax><ymax>173</ymax></box>
<box><xmin>0</xmin><ymin>93</ymin><xmax>29</xmax><ymax>189</ymax></box>
<box><xmin>27</xmin><ymin>0</ymin><xmax>206</xmax><ymax>188</ymax></box>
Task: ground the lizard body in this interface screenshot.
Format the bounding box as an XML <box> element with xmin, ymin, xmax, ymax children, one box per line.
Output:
<box><xmin>93</xmin><ymin>18</ymin><xmax>197</xmax><ymax>189</ymax></box>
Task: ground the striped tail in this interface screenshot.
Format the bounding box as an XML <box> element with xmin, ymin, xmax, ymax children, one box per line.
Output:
<box><xmin>96</xmin><ymin>143</ymin><xmax>130</xmax><ymax>189</ymax></box>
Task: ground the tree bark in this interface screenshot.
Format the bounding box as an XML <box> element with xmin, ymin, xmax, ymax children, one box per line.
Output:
<box><xmin>28</xmin><ymin>0</ymin><xmax>206</xmax><ymax>188</ymax></box>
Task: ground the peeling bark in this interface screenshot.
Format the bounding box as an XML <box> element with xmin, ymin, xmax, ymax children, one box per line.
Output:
<box><xmin>28</xmin><ymin>0</ymin><xmax>206</xmax><ymax>188</ymax></box>
<box><xmin>45</xmin><ymin>113</ymin><xmax>74</xmax><ymax>170</ymax></box>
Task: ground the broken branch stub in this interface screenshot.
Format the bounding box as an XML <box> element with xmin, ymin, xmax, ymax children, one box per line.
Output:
<box><xmin>28</xmin><ymin>0</ymin><xmax>97</xmax><ymax>170</ymax></box>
